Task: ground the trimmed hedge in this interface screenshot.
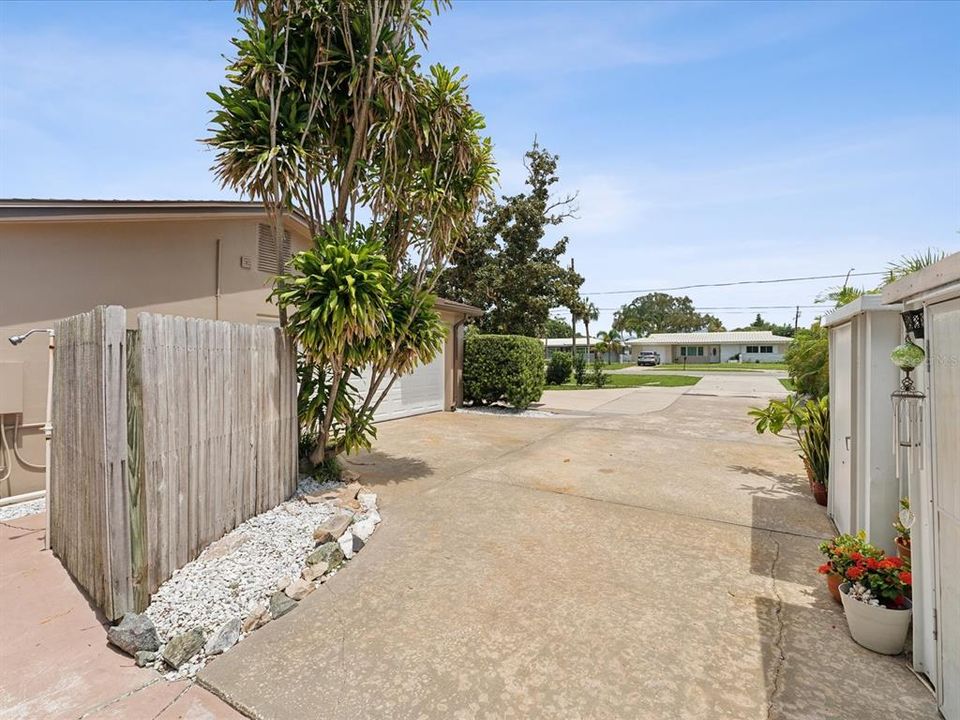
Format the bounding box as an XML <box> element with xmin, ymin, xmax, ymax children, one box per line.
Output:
<box><xmin>464</xmin><ymin>334</ymin><xmax>545</xmax><ymax>409</ymax></box>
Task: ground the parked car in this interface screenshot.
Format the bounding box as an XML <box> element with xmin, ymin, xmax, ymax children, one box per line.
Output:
<box><xmin>637</xmin><ymin>351</ymin><xmax>661</xmax><ymax>366</ymax></box>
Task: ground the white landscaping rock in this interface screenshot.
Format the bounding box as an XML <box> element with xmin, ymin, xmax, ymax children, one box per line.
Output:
<box><xmin>352</xmin><ymin>517</ymin><xmax>377</xmax><ymax>543</ymax></box>
<box><xmin>140</xmin><ymin>476</ymin><xmax>382</xmax><ymax>679</ymax></box>
<box><xmin>338</xmin><ymin>530</ymin><xmax>356</xmax><ymax>559</ymax></box>
<box><xmin>358</xmin><ymin>492</ymin><xmax>377</xmax><ymax>512</ymax></box>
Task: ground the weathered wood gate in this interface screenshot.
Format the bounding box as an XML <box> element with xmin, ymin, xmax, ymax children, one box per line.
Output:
<box><xmin>50</xmin><ymin>306</ymin><xmax>297</xmax><ymax>620</ymax></box>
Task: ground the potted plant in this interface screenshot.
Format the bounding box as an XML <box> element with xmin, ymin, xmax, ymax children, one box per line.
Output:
<box><xmin>749</xmin><ymin>395</ymin><xmax>830</xmax><ymax>505</ymax></box>
<box><xmin>817</xmin><ymin>531</ymin><xmax>880</xmax><ymax>604</ymax></box>
<box><xmin>839</xmin><ymin>550</ymin><xmax>912</xmax><ymax>655</ymax></box>
<box><xmin>893</xmin><ymin>497</ymin><xmax>912</xmax><ymax>562</ymax></box>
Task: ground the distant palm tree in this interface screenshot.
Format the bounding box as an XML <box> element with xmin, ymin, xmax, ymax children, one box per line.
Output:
<box><xmin>882</xmin><ymin>248</ymin><xmax>947</xmax><ymax>286</ymax></box>
<box><xmin>596</xmin><ymin>329</ymin><xmax>625</xmax><ymax>362</ymax></box>
<box><xmin>582</xmin><ymin>300</ymin><xmax>599</xmax><ymax>358</ymax></box>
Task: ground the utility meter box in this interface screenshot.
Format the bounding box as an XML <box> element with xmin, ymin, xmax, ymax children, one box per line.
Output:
<box><xmin>0</xmin><ymin>361</ymin><xmax>24</xmax><ymax>415</ymax></box>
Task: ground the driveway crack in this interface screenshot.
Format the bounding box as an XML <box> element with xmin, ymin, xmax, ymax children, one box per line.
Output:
<box><xmin>766</xmin><ymin>532</ymin><xmax>786</xmax><ymax>720</ymax></box>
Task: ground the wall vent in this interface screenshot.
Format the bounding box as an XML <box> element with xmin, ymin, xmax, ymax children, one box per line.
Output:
<box><xmin>257</xmin><ymin>223</ymin><xmax>291</xmax><ymax>273</ymax></box>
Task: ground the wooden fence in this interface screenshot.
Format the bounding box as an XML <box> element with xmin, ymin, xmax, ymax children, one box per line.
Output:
<box><xmin>51</xmin><ymin>306</ymin><xmax>297</xmax><ymax>620</ymax></box>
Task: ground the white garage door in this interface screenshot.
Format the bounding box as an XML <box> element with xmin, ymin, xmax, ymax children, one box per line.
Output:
<box><xmin>365</xmin><ymin>348</ymin><xmax>445</xmax><ymax>422</ymax></box>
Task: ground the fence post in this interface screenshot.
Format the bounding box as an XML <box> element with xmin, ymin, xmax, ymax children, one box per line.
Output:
<box><xmin>126</xmin><ymin>329</ymin><xmax>148</xmax><ymax>611</ymax></box>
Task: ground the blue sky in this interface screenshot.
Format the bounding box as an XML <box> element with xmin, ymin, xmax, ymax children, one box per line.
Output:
<box><xmin>1</xmin><ymin>0</ymin><xmax>957</xmax><ymax>331</ymax></box>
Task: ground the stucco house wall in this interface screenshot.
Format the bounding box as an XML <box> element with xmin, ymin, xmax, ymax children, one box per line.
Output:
<box><xmin>0</xmin><ymin>200</ymin><xmax>477</xmax><ymax>499</ymax></box>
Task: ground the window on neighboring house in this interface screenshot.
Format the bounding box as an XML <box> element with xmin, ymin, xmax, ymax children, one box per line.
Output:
<box><xmin>258</xmin><ymin>223</ymin><xmax>292</xmax><ymax>273</ymax></box>
<box><xmin>680</xmin><ymin>346</ymin><xmax>704</xmax><ymax>357</ymax></box>
<box><xmin>746</xmin><ymin>345</ymin><xmax>759</xmax><ymax>353</ymax></box>
<box><xmin>760</xmin><ymin>345</ymin><xmax>774</xmax><ymax>353</ymax></box>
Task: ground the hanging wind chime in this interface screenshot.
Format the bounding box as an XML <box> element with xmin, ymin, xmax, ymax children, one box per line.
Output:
<box><xmin>891</xmin><ymin>309</ymin><xmax>926</xmax><ymax>491</ymax></box>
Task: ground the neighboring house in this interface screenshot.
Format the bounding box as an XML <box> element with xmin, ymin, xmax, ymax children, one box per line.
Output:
<box><xmin>0</xmin><ymin>199</ymin><xmax>480</xmax><ymax>500</ymax></box>
<box><xmin>542</xmin><ymin>337</ymin><xmax>592</xmax><ymax>360</ymax></box>
<box><xmin>627</xmin><ymin>330</ymin><xmax>792</xmax><ymax>364</ymax></box>
<box><xmin>541</xmin><ymin>338</ymin><xmax>624</xmax><ymax>364</ymax></box>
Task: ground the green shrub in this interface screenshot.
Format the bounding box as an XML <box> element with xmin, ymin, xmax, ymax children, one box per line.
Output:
<box><xmin>546</xmin><ymin>351</ymin><xmax>573</xmax><ymax>385</ymax></box>
<box><xmin>464</xmin><ymin>334</ymin><xmax>545</xmax><ymax>409</ymax></box>
<box><xmin>591</xmin><ymin>356</ymin><xmax>609</xmax><ymax>388</ymax></box>
<box><xmin>786</xmin><ymin>322</ymin><xmax>828</xmax><ymax>398</ymax></box>
<box><xmin>573</xmin><ymin>353</ymin><xmax>587</xmax><ymax>386</ymax></box>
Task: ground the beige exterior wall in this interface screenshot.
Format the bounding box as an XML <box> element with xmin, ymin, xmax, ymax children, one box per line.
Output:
<box><xmin>0</xmin><ymin>215</ymin><xmax>312</xmax><ymax>498</ymax></box>
<box><xmin>0</xmin><ymin>214</ymin><xmax>475</xmax><ymax>498</ymax></box>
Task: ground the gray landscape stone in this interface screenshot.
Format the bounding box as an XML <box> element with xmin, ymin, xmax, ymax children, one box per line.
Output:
<box><xmin>163</xmin><ymin>628</ymin><xmax>205</xmax><ymax>669</ymax></box>
<box><xmin>284</xmin><ymin>578</ymin><xmax>314</xmax><ymax>601</ymax></box>
<box><xmin>269</xmin><ymin>591</ymin><xmax>297</xmax><ymax>619</ymax></box>
<box><xmin>107</xmin><ymin>613</ymin><xmax>160</xmax><ymax>656</ymax></box>
<box><xmin>302</xmin><ymin>561</ymin><xmax>329</xmax><ymax>582</ymax></box>
<box><xmin>313</xmin><ymin>515</ymin><xmax>352</xmax><ymax>544</ymax></box>
<box><xmin>306</xmin><ymin>542</ymin><xmax>343</xmax><ymax>569</ymax></box>
<box><xmin>134</xmin><ymin>650</ymin><xmax>157</xmax><ymax>668</ymax></box>
<box><xmin>205</xmin><ymin>618</ymin><xmax>241</xmax><ymax>656</ymax></box>
<box><xmin>242</xmin><ymin>604</ymin><xmax>270</xmax><ymax>633</ymax></box>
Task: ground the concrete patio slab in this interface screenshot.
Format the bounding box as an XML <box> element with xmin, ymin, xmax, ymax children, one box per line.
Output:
<box><xmin>0</xmin><ymin>512</ymin><xmax>241</xmax><ymax>720</ymax></box>
<box><xmin>199</xmin><ymin>384</ymin><xmax>937</xmax><ymax>719</ymax></box>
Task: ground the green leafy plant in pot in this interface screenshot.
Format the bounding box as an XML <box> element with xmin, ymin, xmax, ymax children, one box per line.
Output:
<box><xmin>817</xmin><ymin>531</ymin><xmax>880</xmax><ymax>604</ymax></box>
<box><xmin>892</xmin><ymin>497</ymin><xmax>912</xmax><ymax>562</ymax></box>
<box><xmin>749</xmin><ymin>394</ymin><xmax>830</xmax><ymax>505</ymax></box>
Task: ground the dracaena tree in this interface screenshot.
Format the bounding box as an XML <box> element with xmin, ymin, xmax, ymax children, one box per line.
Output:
<box><xmin>206</xmin><ymin>0</ymin><xmax>496</xmax><ymax>463</ymax></box>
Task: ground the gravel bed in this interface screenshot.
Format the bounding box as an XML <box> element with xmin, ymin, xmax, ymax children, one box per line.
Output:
<box><xmin>459</xmin><ymin>405</ymin><xmax>562</xmax><ymax>418</ymax></box>
<box><xmin>0</xmin><ymin>497</ymin><xmax>45</xmax><ymax>522</ymax></box>
<box><xmin>144</xmin><ymin>477</ymin><xmax>364</xmax><ymax>679</ymax></box>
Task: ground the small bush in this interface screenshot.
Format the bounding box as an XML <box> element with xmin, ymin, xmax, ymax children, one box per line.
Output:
<box><xmin>464</xmin><ymin>334</ymin><xmax>545</xmax><ymax>409</ymax></box>
<box><xmin>591</xmin><ymin>356</ymin><xmax>609</xmax><ymax>388</ymax></box>
<box><xmin>573</xmin><ymin>353</ymin><xmax>587</xmax><ymax>386</ymax></box>
<box><xmin>546</xmin><ymin>352</ymin><xmax>573</xmax><ymax>385</ymax></box>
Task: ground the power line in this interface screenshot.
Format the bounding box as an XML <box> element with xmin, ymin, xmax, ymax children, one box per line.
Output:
<box><xmin>594</xmin><ymin>304</ymin><xmax>823</xmax><ymax>311</ymax></box>
<box><xmin>582</xmin><ymin>271</ymin><xmax>885</xmax><ymax>296</ymax></box>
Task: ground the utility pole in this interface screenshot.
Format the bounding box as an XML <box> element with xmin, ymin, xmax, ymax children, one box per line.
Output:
<box><xmin>569</xmin><ymin>258</ymin><xmax>577</xmax><ymax>359</ymax></box>
<box><xmin>794</xmin><ymin>306</ymin><xmax>801</xmax><ymax>333</ymax></box>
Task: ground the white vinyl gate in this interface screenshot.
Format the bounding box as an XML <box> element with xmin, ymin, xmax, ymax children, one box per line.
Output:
<box><xmin>929</xmin><ymin>298</ymin><xmax>960</xmax><ymax>720</ymax></box>
<box><xmin>830</xmin><ymin>323</ymin><xmax>854</xmax><ymax>534</ymax></box>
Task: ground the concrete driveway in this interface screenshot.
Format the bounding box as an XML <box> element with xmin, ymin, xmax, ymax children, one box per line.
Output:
<box><xmin>199</xmin><ymin>375</ymin><xmax>937</xmax><ymax>719</ymax></box>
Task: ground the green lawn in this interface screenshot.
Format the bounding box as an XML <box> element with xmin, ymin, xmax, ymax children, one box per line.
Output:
<box><xmin>779</xmin><ymin>378</ymin><xmax>796</xmax><ymax>391</ymax></box>
<box><xmin>546</xmin><ymin>374</ymin><xmax>701</xmax><ymax>390</ymax></box>
<box><xmin>603</xmin><ymin>362</ymin><xmax>633</xmax><ymax>370</ymax></box>
<box><xmin>648</xmin><ymin>362</ymin><xmax>787</xmax><ymax>372</ymax></box>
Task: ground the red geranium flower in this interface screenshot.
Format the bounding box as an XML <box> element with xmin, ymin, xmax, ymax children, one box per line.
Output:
<box><xmin>850</xmin><ymin>552</ymin><xmax>863</xmax><ymax>561</ymax></box>
<box><xmin>879</xmin><ymin>558</ymin><xmax>895</xmax><ymax>570</ymax></box>
<box><xmin>865</xmin><ymin>557</ymin><xmax>880</xmax><ymax>570</ymax></box>
<box><xmin>846</xmin><ymin>566</ymin><xmax>865</xmax><ymax>581</ymax></box>
<box><xmin>899</xmin><ymin>571</ymin><xmax>912</xmax><ymax>585</ymax></box>
<box><xmin>817</xmin><ymin>563</ymin><xmax>831</xmax><ymax>574</ymax></box>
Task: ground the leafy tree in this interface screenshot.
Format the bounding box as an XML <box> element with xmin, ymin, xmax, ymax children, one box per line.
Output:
<box><xmin>208</xmin><ymin>0</ymin><xmax>496</xmax><ymax>462</ymax></box>
<box><xmin>436</xmin><ymin>141</ymin><xmax>584</xmax><ymax>337</ymax></box>
<box><xmin>613</xmin><ymin>293</ymin><xmax>724</xmax><ymax>337</ymax></box>
<box><xmin>545</xmin><ymin>316</ymin><xmax>575</xmax><ymax>338</ymax></box>
<box><xmin>733</xmin><ymin>313</ymin><xmax>795</xmax><ymax>338</ymax></box>
<box><xmin>785</xmin><ymin>322</ymin><xmax>829</xmax><ymax>398</ymax></box>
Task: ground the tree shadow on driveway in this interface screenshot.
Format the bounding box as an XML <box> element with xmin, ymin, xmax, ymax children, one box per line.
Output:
<box><xmin>341</xmin><ymin>451</ymin><xmax>432</xmax><ymax>487</ymax></box>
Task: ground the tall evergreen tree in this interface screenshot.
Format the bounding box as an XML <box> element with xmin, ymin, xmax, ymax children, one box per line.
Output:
<box><xmin>437</xmin><ymin>141</ymin><xmax>583</xmax><ymax>337</ymax></box>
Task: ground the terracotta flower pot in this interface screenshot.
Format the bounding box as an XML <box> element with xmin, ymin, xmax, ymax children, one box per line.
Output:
<box><xmin>839</xmin><ymin>582</ymin><xmax>912</xmax><ymax>655</ymax></box>
<box><xmin>826</xmin><ymin>573</ymin><xmax>843</xmax><ymax>604</ymax></box>
<box><xmin>895</xmin><ymin>537</ymin><xmax>912</xmax><ymax>563</ymax></box>
<box><xmin>812</xmin><ymin>481</ymin><xmax>828</xmax><ymax>507</ymax></box>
